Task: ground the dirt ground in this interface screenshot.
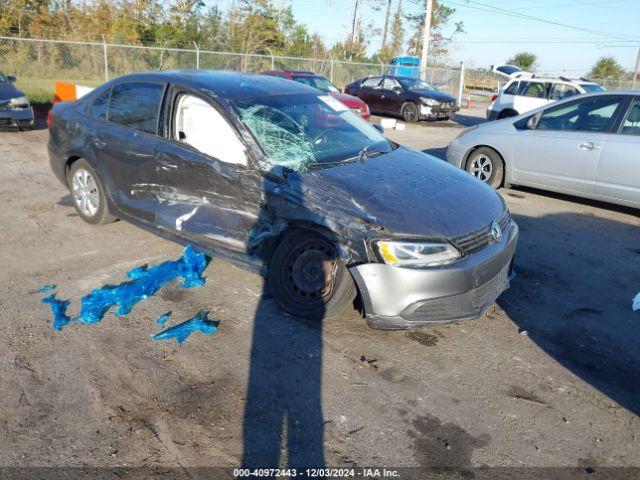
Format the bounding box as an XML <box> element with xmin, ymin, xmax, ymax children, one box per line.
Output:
<box><xmin>1</xmin><ymin>105</ymin><xmax>639</xmax><ymax>474</ymax></box>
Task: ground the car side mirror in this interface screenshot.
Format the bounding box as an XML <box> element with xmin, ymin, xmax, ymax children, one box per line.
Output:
<box><xmin>526</xmin><ymin>113</ymin><xmax>541</xmax><ymax>130</ymax></box>
<box><xmin>372</xmin><ymin>123</ymin><xmax>384</xmax><ymax>134</ymax></box>
<box><xmin>392</xmin><ymin>86</ymin><xmax>402</xmax><ymax>94</ymax></box>
<box><xmin>7</xmin><ymin>75</ymin><xmax>16</xmax><ymax>83</ymax></box>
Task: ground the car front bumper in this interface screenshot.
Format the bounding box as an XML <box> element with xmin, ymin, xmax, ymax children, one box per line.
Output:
<box><xmin>349</xmin><ymin>221</ymin><xmax>518</xmax><ymax>329</ymax></box>
<box><xmin>420</xmin><ymin>104</ymin><xmax>459</xmax><ymax>120</ymax></box>
<box><xmin>0</xmin><ymin>107</ymin><xmax>34</xmax><ymax>128</ymax></box>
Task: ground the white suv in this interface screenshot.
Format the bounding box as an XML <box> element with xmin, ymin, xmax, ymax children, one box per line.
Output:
<box><xmin>486</xmin><ymin>76</ymin><xmax>604</xmax><ymax>120</ymax></box>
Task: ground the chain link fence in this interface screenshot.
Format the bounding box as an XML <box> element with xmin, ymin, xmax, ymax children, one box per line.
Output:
<box><xmin>0</xmin><ymin>36</ymin><xmax>462</xmax><ymax>103</ymax></box>
<box><xmin>0</xmin><ymin>36</ymin><xmax>636</xmax><ymax>107</ymax></box>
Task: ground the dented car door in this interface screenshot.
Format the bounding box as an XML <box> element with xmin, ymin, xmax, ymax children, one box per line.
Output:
<box><xmin>152</xmin><ymin>88</ymin><xmax>261</xmax><ymax>253</ymax></box>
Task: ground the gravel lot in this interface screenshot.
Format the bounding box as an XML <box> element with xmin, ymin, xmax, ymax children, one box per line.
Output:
<box><xmin>1</xmin><ymin>105</ymin><xmax>639</xmax><ymax>473</ymax></box>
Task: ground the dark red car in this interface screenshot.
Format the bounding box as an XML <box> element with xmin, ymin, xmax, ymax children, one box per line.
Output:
<box><xmin>261</xmin><ymin>70</ymin><xmax>371</xmax><ymax>121</ymax></box>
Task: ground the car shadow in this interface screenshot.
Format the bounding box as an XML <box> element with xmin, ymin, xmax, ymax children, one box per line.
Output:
<box><xmin>504</xmin><ymin>185</ymin><xmax>640</xmax><ymax>217</ymax></box>
<box><xmin>498</xmin><ymin>210</ymin><xmax>640</xmax><ymax>415</ymax></box>
<box><xmin>242</xmin><ymin>169</ymin><xmax>328</xmax><ymax>468</ymax></box>
<box><xmin>422</xmin><ymin>147</ymin><xmax>447</xmax><ymax>160</ymax></box>
<box><xmin>451</xmin><ymin>113</ymin><xmax>487</xmax><ymax>128</ymax></box>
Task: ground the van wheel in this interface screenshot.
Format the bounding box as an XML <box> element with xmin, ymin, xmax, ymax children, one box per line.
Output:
<box><xmin>466</xmin><ymin>147</ymin><xmax>504</xmax><ymax>189</ymax></box>
<box><xmin>67</xmin><ymin>159</ymin><xmax>116</xmax><ymax>225</ymax></box>
<box><xmin>267</xmin><ymin>230</ymin><xmax>356</xmax><ymax>321</ymax></box>
<box><xmin>401</xmin><ymin>102</ymin><xmax>419</xmax><ymax>122</ymax></box>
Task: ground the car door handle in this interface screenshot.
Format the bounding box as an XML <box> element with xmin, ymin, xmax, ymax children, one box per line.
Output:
<box><xmin>157</xmin><ymin>157</ymin><xmax>178</xmax><ymax>171</ymax></box>
<box><xmin>578</xmin><ymin>142</ymin><xmax>600</xmax><ymax>151</ymax></box>
<box><xmin>93</xmin><ymin>138</ymin><xmax>107</xmax><ymax>149</ymax></box>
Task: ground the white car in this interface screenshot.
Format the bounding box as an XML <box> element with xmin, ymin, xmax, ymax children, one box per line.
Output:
<box><xmin>487</xmin><ymin>76</ymin><xmax>605</xmax><ymax>120</ymax></box>
<box><xmin>446</xmin><ymin>91</ymin><xmax>640</xmax><ymax>209</ymax></box>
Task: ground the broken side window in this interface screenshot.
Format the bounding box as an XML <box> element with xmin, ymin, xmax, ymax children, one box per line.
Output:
<box><xmin>173</xmin><ymin>93</ymin><xmax>247</xmax><ymax>166</ymax></box>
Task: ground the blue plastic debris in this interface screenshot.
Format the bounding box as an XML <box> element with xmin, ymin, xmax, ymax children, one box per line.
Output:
<box><xmin>38</xmin><ymin>284</ymin><xmax>57</xmax><ymax>292</ymax></box>
<box><xmin>157</xmin><ymin>311</ymin><xmax>172</xmax><ymax>325</ymax></box>
<box><xmin>152</xmin><ymin>310</ymin><xmax>217</xmax><ymax>345</ymax></box>
<box><xmin>78</xmin><ymin>245</ymin><xmax>207</xmax><ymax>324</ymax></box>
<box><xmin>41</xmin><ymin>245</ymin><xmax>208</xmax><ymax>330</ymax></box>
<box><xmin>41</xmin><ymin>293</ymin><xmax>72</xmax><ymax>330</ymax></box>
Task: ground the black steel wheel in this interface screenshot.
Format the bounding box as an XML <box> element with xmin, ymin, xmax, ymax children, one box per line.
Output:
<box><xmin>267</xmin><ymin>230</ymin><xmax>356</xmax><ymax>321</ymax></box>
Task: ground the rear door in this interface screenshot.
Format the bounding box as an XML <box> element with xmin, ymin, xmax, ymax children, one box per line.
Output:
<box><xmin>358</xmin><ymin>76</ymin><xmax>383</xmax><ymax>112</ymax></box>
<box><xmin>154</xmin><ymin>87</ymin><xmax>261</xmax><ymax>253</ymax></box>
<box><xmin>512</xmin><ymin>95</ymin><xmax>626</xmax><ymax>195</ymax></box>
<box><xmin>513</xmin><ymin>80</ymin><xmax>549</xmax><ymax>114</ymax></box>
<box><xmin>595</xmin><ymin>96</ymin><xmax>640</xmax><ymax>206</ymax></box>
<box><xmin>95</xmin><ymin>81</ymin><xmax>166</xmax><ymax>222</ymax></box>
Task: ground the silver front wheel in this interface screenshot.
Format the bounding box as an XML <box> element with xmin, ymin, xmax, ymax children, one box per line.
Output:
<box><xmin>469</xmin><ymin>154</ymin><xmax>493</xmax><ymax>183</ymax></box>
<box><xmin>72</xmin><ymin>168</ymin><xmax>100</xmax><ymax>218</ymax></box>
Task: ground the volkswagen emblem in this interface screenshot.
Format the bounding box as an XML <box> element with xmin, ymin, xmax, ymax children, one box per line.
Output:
<box><xmin>490</xmin><ymin>221</ymin><xmax>502</xmax><ymax>242</ymax></box>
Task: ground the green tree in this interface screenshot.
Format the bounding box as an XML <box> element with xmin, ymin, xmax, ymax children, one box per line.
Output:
<box><xmin>506</xmin><ymin>52</ymin><xmax>538</xmax><ymax>71</ymax></box>
<box><xmin>405</xmin><ymin>0</ymin><xmax>463</xmax><ymax>62</ymax></box>
<box><xmin>588</xmin><ymin>56</ymin><xmax>626</xmax><ymax>79</ymax></box>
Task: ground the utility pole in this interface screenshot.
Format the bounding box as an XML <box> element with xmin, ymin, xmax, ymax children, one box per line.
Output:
<box><xmin>419</xmin><ymin>0</ymin><xmax>433</xmax><ymax>81</ymax></box>
<box><xmin>633</xmin><ymin>47</ymin><xmax>640</xmax><ymax>89</ymax></box>
<box><xmin>381</xmin><ymin>0</ymin><xmax>392</xmax><ymax>51</ymax></box>
<box><xmin>351</xmin><ymin>0</ymin><xmax>360</xmax><ymax>43</ymax></box>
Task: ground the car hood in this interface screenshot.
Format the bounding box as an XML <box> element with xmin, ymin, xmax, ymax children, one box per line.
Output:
<box><xmin>0</xmin><ymin>82</ymin><xmax>24</xmax><ymax>102</ymax></box>
<box><xmin>288</xmin><ymin>147</ymin><xmax>505</xmax><ymax>239</ymax></box>
<box><xmin>414</xmin><ymin>90</ymin><xmax>456</xmax><ymax>103</ymax></box>
<box><xmin>330</xmin><ymin>91</ymin><xmax>366</xmax><ymax>108</ymax></box>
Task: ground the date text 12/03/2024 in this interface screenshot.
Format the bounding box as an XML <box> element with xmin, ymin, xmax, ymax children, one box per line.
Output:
<box><xmin>233</xmin><ymin>468</ymin><xmax>400</xmax><ymax>478</ymax></box>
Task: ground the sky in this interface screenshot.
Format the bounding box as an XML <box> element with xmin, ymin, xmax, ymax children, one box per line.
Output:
<box><xmin>284</xmin><ymin>0</ymin><xmax>640</xmax><ymax>76</ymax></box>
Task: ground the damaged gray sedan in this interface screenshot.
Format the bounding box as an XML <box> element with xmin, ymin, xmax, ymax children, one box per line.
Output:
<box><xmin>48</xmin><ymin>71</ymin><xmax>518</xmax><ymax>329</ymax></box>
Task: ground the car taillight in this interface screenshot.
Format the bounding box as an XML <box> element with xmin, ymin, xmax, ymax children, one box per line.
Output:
<box><xmin>491</xmin><ymin>94</ymin><xmax>498</xmax><ymax>102</ymax></box>
<box><xmin>47</xmin><ymin>111</ymin><xmax>53</xmax><ymax>129</ymax></box>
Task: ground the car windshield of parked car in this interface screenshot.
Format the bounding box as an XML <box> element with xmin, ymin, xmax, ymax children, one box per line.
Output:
<box><xmin>291</xmin><ymin>75</ymin><xmax>339</xmax><ymax>93</ymax></box>
<box><xmin>234</xmin><ymin>93</ymin><xmax>393</xmax><ymax>172</ymax></box>
<box><xmin>0</xmin><ymin>72</ymin><xmax>7</xmax><ymax>83</ymax></box>
<box><xmin>397</xmin><ymin>78</ymin><xmax>436</xmax><ymax>93</ymax></box>
<box><xmin>581</xmin><ymin>83</ymin><xmax>606</xmax><ymax>93</ymax></box>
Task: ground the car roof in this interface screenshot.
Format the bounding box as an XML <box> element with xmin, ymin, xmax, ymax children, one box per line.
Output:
<box><xmin>506</xmin><ymin>75</ymin><xmax>600</xmax><ymax>86</ymax></box>
<box><xmin>262</xmin><ymin>70</ymin><xmax>319</xmax><ymax>78</ymax></box>
<box><xmin>107</xmin><ymin>70</ymin><xmax>321</xmax><ymax>100</ymax></box>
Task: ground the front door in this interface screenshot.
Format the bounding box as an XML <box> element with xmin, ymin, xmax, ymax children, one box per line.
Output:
<box><xmin>512</xmin><ymin>95</ymin><xmax>625</xmax><ymax>195</ymax></box>
<box><xmin>155</xmin><ymin>89</ymin><xmax>261</xmax><ymax>253</ymax></box>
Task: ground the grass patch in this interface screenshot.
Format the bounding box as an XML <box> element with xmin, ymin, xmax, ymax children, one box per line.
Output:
<box><xmin>13</xmin><ymin>76</ymin><xmax>104</xmax><ymax>104</ymax></box>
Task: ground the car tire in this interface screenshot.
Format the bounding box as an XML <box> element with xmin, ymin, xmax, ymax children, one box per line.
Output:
<box><xmin>497</xmin><ymin>109</ymin><xmax>518</xmax><ymax>119</ymax></box>
<box><xmin>267</xmin><ymin>229</ymin><xmax>356</xmax><ymax>321</ymax></box>
<box><xmin>401</xmin><ymin>102</ymin><xmax>419</xmax><ymax>122</ymax></box>
<box><xmin>67</xmin><ymin>159</ymin><xmax>116</xmax><ymax>225</ymax></box>
<box><xmin>465</xmin><ymin>147</ymin><xmax>504</xmax><ymax>189</ymax></box>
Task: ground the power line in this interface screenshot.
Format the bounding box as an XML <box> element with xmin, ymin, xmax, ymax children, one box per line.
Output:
<box><xmin>436</xmin><ymin>0</ymin><xmax>640</xmax><ymax>43</ymax></box>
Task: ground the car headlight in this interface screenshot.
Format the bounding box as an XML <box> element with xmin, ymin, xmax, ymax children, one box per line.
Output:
<box><xmin>375</xmin><ymin>240</ymin><xmax>461</xmax><ymax>267</ymax></box>
<box><xmin>421</xmin><ymin>98</ymin><xmax>439</xmax><ymax>107</ymax></box>
<box><xmin>9</xmin><ymin>96</ymin><xmax>29</xmax><ymax>107</ymax></box>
